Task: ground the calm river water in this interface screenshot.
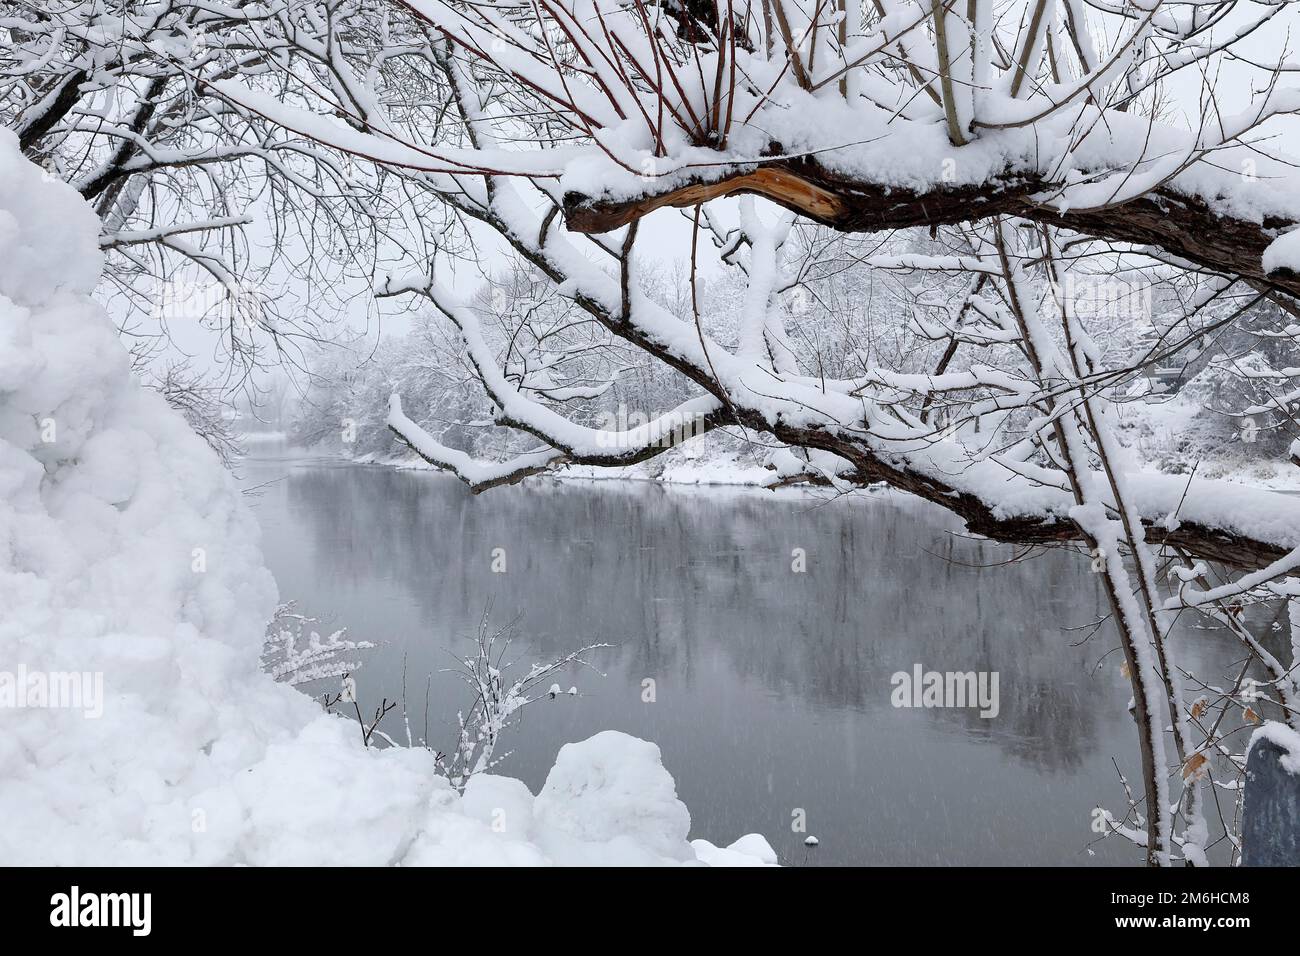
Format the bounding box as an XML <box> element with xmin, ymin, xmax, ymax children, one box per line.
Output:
<box><xmin>240</xmin><ymin>443</ymin><xmax>1255</xmax><ymax>866</ymax></box>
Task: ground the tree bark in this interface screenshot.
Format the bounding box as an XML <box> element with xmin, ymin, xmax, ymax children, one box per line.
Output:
<box><xmin>563</xmin><ymin>156</ymin><xmax>1300</xmax><ymax>299</ymax></box>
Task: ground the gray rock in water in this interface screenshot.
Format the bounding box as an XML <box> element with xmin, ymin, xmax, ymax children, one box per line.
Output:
<box><xmin>1242</xmin><ymin>737</ymin><xmax>1300</xmax><ymax>867</ymax></box>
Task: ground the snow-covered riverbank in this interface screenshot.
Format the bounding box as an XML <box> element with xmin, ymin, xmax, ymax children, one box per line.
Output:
<box><xmin>0</xmin><ymin>132</ymin><xmax>774</xmax><ymax>867</ymax></box>
<box><xmin>348</xmin><ymin>433</ymin><xmax>880</xmax><ymax>492</ymax></box>
<box><xmin>347</xmin><ymin>437</ymin><xmax>1299</xmax><ymax>497</ymax></box>
<box><xmin>360</xmin><ymin>448</ymin><xmax>784</xmax><ymax>488</ymax></box>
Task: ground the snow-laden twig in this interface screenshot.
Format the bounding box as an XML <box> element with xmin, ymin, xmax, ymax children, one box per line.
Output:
<box><xmin>436</xmin><ymin>608</ymin><xmax>610</xmax><ymax>791</ymax></box>
<box><xmin>261</xmin><ymin>602</ymin><xmax>375</xmax><ymax>687</ymax></box>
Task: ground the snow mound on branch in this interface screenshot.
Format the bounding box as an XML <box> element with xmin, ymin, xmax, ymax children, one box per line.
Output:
<box><xmin>0</xmin><ymin>130</ymin><xmax>770</xmax><ymax>867</ymax></box>
<box><xmin>1263</xmin><ymin>230</ymin><xmax>1300</xmax><ymax>276</ymax></box>
<box><xmin>1249</xmin><ymin>721</ymin><xmax>1300</xmax><ymax>777</ymax></box>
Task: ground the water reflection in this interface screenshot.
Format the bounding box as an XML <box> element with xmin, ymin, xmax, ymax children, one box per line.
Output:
<box><xmin>244</xmin><ymin>451</ymin><xmax>1248</xmax><ymax>866</ymax></box>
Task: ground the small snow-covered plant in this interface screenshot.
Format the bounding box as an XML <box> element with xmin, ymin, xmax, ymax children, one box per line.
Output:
<box><xmin>436</xmin><ymin>610</ymin><xmax>609</xmax><ymax>792</ymax></box>
<box><xmin>261</xmin><ymin>602</ymin><xmax>374</xmax><ymax>687</ymax></box>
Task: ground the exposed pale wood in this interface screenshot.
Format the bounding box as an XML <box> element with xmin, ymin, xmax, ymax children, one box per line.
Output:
<box><xmin>564</xmin><ymin>157</ymin><xmax>1300</xmax><ymax>299</ymax></box>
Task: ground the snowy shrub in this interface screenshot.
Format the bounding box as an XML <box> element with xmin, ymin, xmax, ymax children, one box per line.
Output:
<box><xmin>261</xmin><ymin>603</ymin><xmax>374</xmax><ymax>687</ymax></box>
<box><xmin>434</xmin><ymin>612</ymin><xmax>608</xmax><ymax>791</ymax></box>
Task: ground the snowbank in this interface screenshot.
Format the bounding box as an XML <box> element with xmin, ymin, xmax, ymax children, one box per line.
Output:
<box><xmin>0</xmin><ymin>131</ymin><xmax>772</xmax><ymax>867</ymax></box>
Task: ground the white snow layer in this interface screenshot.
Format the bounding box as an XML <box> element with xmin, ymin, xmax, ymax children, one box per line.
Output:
<box><xmin>1249</xmin><ymin>721</ymin><xmax>1300</xmax><ymax>777</ymax></box>
<box><xmin>1264</xmin><ymin>230</ymin><xmax>1300</xmax><ymax>276</ymax></box>
<box><xmin>0</xmin><ymin>131</ymin><xmax>773</xmax><ymax>867</ymax></box>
